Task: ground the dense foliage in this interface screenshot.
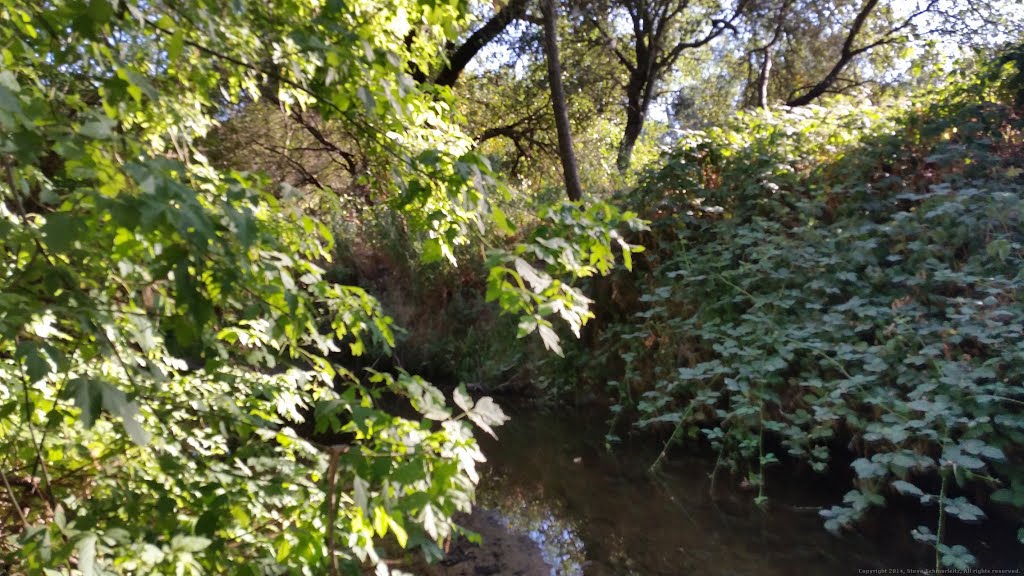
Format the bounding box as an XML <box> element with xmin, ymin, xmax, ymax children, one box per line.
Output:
<box><xmin>0</xmin><ymin>1</ymin><xmax>639</xmax><ymax>574</ymax></box>
<box><xmin>589</xmin><ymin>47</ymin><xmax>1024</xmax><ymax>569</ymax></box>
<box><xmin>3</xmin><ymin>0</ymin><xmax>1024</xmax><ymax>573</ymax></box>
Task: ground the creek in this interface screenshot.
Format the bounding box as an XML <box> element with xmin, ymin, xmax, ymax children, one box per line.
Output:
<box><xmin>440</xmin><ymin>403</ymin><xmax>1020</xmax><ymax>576</ymax></box>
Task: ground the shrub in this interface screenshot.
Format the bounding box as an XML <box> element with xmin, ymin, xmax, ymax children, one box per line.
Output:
<box><xmin>597</xmin><ymin>49</ymin><xmax>1024</xmax><ymax>568</ymax></box>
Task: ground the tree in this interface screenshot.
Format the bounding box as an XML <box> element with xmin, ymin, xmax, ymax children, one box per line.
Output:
<box><xmin>0</xmin><ymin>0</ymin><xmax>503</xmax><ymax>572</ymax></box>
<box><xmin>784</xmin><ymin>0</ymin><xmax>936</xmax><ymax>106</ymax></box>
<box><xmin>433</xmin><ymin>1</ymin><xmax>625</xmax><ymax>193</ymax></box>
<box><xmin>0</xmin><ymin>1</ymin><xmax>641</xmax><ymax>573</ymax></box>
<box><xmin>736</xmin><ymin>0</ymin><xmax>1009</xmax><ymax>109</ymax></box>
<box><xmin>579</xmin><ymin>0</ymin><xmax>749</xmax><ymax>172</ymax></box>
<box><xmin>540</xmin><ymin>0</ymin><xmax>584</xmax><ymax>201</ymax></box>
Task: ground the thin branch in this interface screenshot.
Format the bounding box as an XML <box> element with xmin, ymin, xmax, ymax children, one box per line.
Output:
<box><xmin>251</xmin><ymin>141</ymin><xmax>328</xmax><ymax>191</ymax></box>
<box><xmin>658</xmin><ymin>0</ymin><xmax>749</xmax><ymax>70</ymax></box>
<box><xmin>325</xmin><ymin>444</ymin><xmax>349</xmax><ymax>576</ymax></box>
<box><xmin>286</xmin><ymin>111</ymin><xmax>360</xmax><ymax>175</ymax></box>
<box><xmin>0</xmin><ymin>466</ymin><xmax>29</xmax><ymax>530</ymax></box>
<box><xmin>591</xmin><ymin>15</ymin><xmax>636</xmax><ymax>72</ymax></box>
<box><xmin>787</xmin><ymin>0</ymin><xmax>936</xmax><ymax>106</ymax></box>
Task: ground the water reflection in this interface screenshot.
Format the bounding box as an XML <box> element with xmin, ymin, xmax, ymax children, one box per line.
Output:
<box><xmin>473</xmin><ymin>404</ymin><xmax>906</xmax><ymax>576</ymax></box>
<box><xmin>478</xmin><ymin>474</ymin><xmax>586</xmax><ymax>575</ymax></box>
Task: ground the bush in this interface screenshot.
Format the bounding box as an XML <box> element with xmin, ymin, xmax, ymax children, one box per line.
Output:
<box><xmin>596</xmin><ymin>50</ymin><xmax>1024</xmax><ymax>568</ymax></box>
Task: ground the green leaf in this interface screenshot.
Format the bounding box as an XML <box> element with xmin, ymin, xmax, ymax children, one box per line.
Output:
<box><xmin>944</xmin><ymin>497</ymin><xmax>985</xmax><ymax>522</ymax></box>
<box><xmin>0</xmin><ymin>400</ymin><xmax>17</xmax><ymax>421</ymax></box>
<box><xmin>396</xmin><ymin>375</ymin><xmax>450</xmax><ymax>421</ymax></box>
<box><xmin>467</xmin><ymin>397</ymin><xmax>508</xmax><ymax>439</ymax></box>
<box><xmin>353</xmin><ymin>476</ymin><xmax>369</xmax><ymax>513</ymax></box>
<box><xmin>852</xmin><ymin>458</ymin><xmax>886</xmax><ymax>479</ymax></box>
<box><xmin>124</xmin><ymin>70</ymin><xmax>159</xmax><ymax>101</ymax></box>
<box><xmin>453</xmin><ymin>384</ymin><xmax>474</xmax><ymax>413</ymax></box>
<box><xmin>195</xmin><ymin>505</ymin><xmax>224</xmax><ymax>536</ymax></box>
<box><xmin>275</xmin><ymin>538</ymin><xmax>292</xmax><ymax>562</ymax></box>
<box><xmin>991</xmin><ymin>488</ymin><xmax>1024</xmax><ymax>507</ymax></box>
<box><xmin>391</xmin><ymin>461</ymin><xmax>425</xmax><ymax>485</ymax></box>
<box><xmin>119</xmin><ymin>401</ymin><xmax>150</xmax><ymax>446</ymax></box>
<box><xmin>16</xmin><ymin>341</ymin><xmax>52</xmax><ymax>383</ymax></box>
<box><xmin>491</xmin><ymin>205</ymin><xmax>514</xmax><ymax>234</ymax></box>
<box><xmin>41</xmin><ymin>212</ymin><xmax>83</xmax><ymax>252</ymax></box>
<box><xmin>79</xmin><ymin>116</ymin><xmax>116</xmax><ymax>140</ymax></box>
<box><xmin>514</xmin><ymin>258</ymin><xmax>552</xmax><ymax>292</ymax></box>
<box><xmin>0</xmin><ymin>84</ymin><xmax>22</xmax><ymax>115</ymax></box>
<box><xmin>63</xmin><ymin>378</ymin><xmax>149</xmax><ymax>444</ymax></box>
<box><xmin>168</xmin><ymin>28</ymin><xmax>185</xmax><ymax>62</ymax></box>
<box><xmin>373</xmin><ymin>505</ymin><xmax>388</xmax><ymax>537</ymax></box>
<box><xmin>421</xmin><ymin>238</ymin><xmax>443</xmax><ymax>264</ymax></box>
<box><xmin>388</xmin><ymin>517</ymin><xmax>408</xmax><ymax>548</ymax></box>
<box><xmin>516</xmin><ymin>315</ymin><xmax>538</xmax><ymax>337</ymax></box>
<box><xmin>912</xmin><ymin>526</ymin><xmax>937</xmax><ymax>543</ymax></box>
<box><xmin>0</xmin><ymin>70</ymin><xmax>19</xmax><ymax>92</ymax></box>
<box><xmin>939</xmin><ymin>544</ymin><xmax>975</xmax><ymax>570</ymax></box>
<box><xmin>943</xmin><ymin>445</ymin><xmax>986</xmax><ymax>470</ymax></box>
<box><xmin>172</xmin><ymin>535</ymin><xmax>212</xmax><ymax>553</ymax></box>
<box><xmin>537</xmin><ymin>324</ymin><xmax>563</xmax><ymax>356</ymax></box>
<box><xmin>76</xmin><ymin>534</ymin><xmax>97</xmax><ymax>576</ymax></box>
<box><xmin>891</xmin><ymin>480</ymin><xmax>924</xmax><ymax>497</ymax></box>
<box><xmin>66</xmin><ymin>378</ymin><xmax>104</xmax><ymax>428</ymax></box>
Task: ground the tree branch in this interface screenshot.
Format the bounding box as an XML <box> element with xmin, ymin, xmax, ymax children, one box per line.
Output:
<box><xmin>786</xmin><ymin>0</ymin><xmax>935</xmax><ymax>106</ymax></box>
<box><xmin>251</xmin><ymin>141</ymin><xmax>327</xmax><ymax>191</ymax></box>
<box><xmin>433</xmin><ymin>0</ymin><xmax>531</xmax><ymax>87</ymax></box>
<box><xmin>657</xmin><ymin>0</ymin><xmax>748</xmax><ymax>70</ymax></box>
<box><xmin>590</xmin><ymin>13</ymin><xmax>636</xmax><ymax>72</ymax></box>
<box><xmin>287</xmin><ymin>110</ymin><xmax>360</xmax><ymax>175</ymax></box>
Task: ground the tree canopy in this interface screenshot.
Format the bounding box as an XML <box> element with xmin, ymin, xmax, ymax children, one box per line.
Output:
<box><xmin>0</xmin><ymin>0</ymin><xmax>637</xmax><ymax>572</ymax></box>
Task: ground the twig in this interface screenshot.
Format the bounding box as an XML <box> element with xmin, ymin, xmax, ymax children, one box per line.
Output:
<box><xmin>324</xmin><ymin>444</ymin><xmax>349</xmax><ymax>576</ymax></box>
<box><xmin>0</xmin><ymin>465</ymin><xmax>29</xmax><ymax>530</ymax></box>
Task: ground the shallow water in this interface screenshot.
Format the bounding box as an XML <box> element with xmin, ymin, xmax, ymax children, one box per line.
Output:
<box><xmin>470</xmin><ymin>404</ymin><xmax>1020</xmax><ymax>576</ymax></box>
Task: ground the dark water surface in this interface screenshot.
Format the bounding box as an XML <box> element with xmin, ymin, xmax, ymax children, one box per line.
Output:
<box><xmin>471</xmin><ymin>404</ymin><xmax>1020</xmax><ymax>576</ymax></box>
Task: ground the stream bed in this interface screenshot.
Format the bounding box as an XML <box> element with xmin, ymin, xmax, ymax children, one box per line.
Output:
<box><xmin>427</xmin><ymin>403</ymin><xmax>1021</xmax><ymax>576</ymax></box>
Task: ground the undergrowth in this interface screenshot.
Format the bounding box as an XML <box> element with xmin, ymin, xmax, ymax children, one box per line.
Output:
<box><xmin>582</xmin><ymin>46</ymin><xmax>1024</xmax><ymax>569</ymax></box>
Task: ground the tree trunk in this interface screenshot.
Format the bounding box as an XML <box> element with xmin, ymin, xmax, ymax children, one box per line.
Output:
<box><xmin>617</xmin><ymin>108</ymin><xmax>643</xmax><ymax>173</ymax></box>
<box><xmin>755</xmin><ymin>47</ymin><xmax>772</xmax><ymax>110</ymax></box>
<box><xmin>540</xmin><ymin>0</ymin><xmax>582</xmax><ymax>202</ymax></box>
<box><xmin>616</xmin><ymin>70</ymin><xmax>648</xmax><ymax>173</ymax></box>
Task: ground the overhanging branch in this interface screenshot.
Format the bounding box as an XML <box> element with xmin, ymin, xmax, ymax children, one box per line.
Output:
<box><xmin>434</xmin><ymin>0</ymin><xmax>531</xmax><ymax>87</ymax></box>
